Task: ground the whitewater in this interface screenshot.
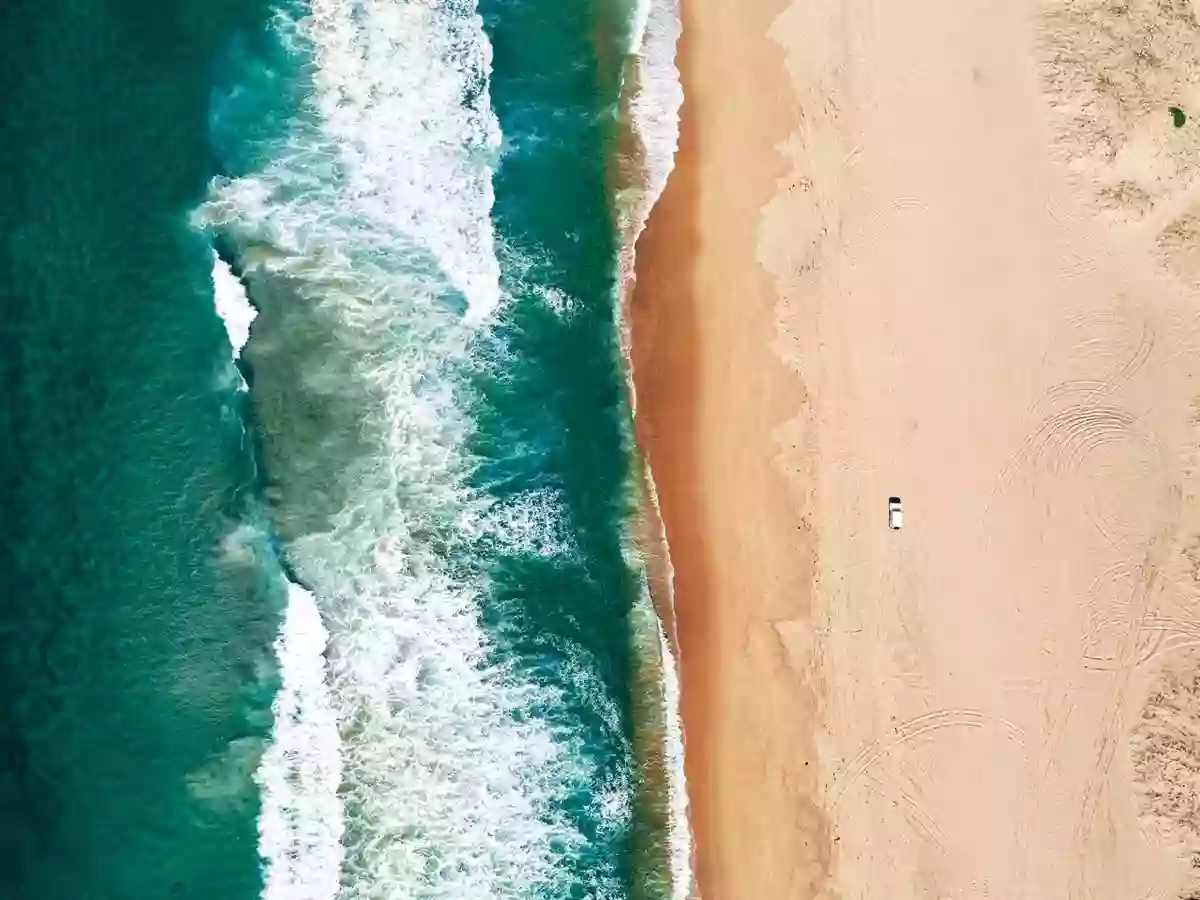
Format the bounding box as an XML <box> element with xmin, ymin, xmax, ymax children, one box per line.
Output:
<box><xmin>202</xmin><ymin>0</ymin><xmax>691</xmax><ymax>898</ymax></box>
<box><xmin>618</xmin><ymin>0</ymin><xmax>691</xmax><ymax>895</ymax></box>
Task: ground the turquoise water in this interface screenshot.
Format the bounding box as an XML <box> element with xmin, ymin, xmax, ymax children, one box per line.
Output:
<box><xmin>0</xmin><ymin>0</ymin><xmax>685</xmax><ymax>897</ymax></box>
<box><xmin>0</xmin><ymin>0</ymin><xmax>278</xmax><ymax>896</ymax></box>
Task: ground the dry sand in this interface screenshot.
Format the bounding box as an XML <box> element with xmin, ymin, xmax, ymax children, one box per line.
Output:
<box><xmin>631</xmin><ymin>0</ymin><xmax>1200</xmax><ymax>897</ymax></box>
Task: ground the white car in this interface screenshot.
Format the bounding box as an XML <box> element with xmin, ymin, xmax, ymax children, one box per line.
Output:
<box><xmin>887</xmin><ymin>496</ymin><xmax>903</xmax><ymax>530</ymax></box>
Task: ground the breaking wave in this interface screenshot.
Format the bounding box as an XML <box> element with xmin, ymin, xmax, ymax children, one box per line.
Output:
<box><xmin>198</xmin><ymin>0</ymin><xmax>635</xmax><ymax>897</ymax></box>
<box><xmin>199</xmin><ymin>0</ymin><xmax>692</xmax><ymax>896</ymax></box>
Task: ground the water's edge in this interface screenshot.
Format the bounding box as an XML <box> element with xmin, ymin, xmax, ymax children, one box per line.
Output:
<box><xmin>611</xmin><ymin>1</ymin><xmax>693</xmax><ymax>898</ymax></box>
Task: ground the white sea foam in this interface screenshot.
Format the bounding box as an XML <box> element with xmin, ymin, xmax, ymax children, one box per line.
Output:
<box><xmin>197</xmin><ymin>1</ymin><xmax>610</xmax><ymax>898</ymax></box>
<box><xmin>258</xmin><ymin>582</ymin><xmax>345</xmax><ymax>900</ymax></box>
<box><xmin>484</xmin><ymin>488</ymin><xmax>576</xmax><ymax>558</ymax></box>
<box><xmin>207</xmin><ymin>350</ymin><xmax>344</xmax><ymax>897</ymax></box>
<box><xmin>211</xmin><ymin>250</ymin><xmax>258</xmax><ymax>394</ymax></box>
<box><xmin>658</xmin><ymin>617</ymin><xmax>693</xmax><ymax>900</ymax></box>
<box><xmin>629</xmin><ymin>0</ymin><xmax>652</xmax><ymax>55</ymax></box>
<box><xmin>622</xmin><ymin>0</ymin><xmax>683</xmax><ymax>253</ymax></box>
<box><xmin>632</xmin><ymin>471</ymin><xmax>694</xmax><ymax>900</ymax></box>
<box><xmin>620</xmin><ymin>2</ymin><xmax>695</xmax><ymax>898</ymax></box>
<box><xmin>211</xmin><ymin>250</ymin><xmax>258</xmax><ymax>359</ymax></box>
<box><xmin>495</xmin><ymin>241</ymin><xmax>576</xmax><ymax>318</ymax></box>
<box><xmin>301</xmin><ymin>0</ymin><xmax>502</xmax><ymax>323</ymax></box>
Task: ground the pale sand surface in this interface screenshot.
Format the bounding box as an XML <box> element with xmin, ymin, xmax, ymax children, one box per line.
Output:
<box><xmin>632</xmin><ymin>0</ymin><xmax>1200</xmax><ymax>898</ymax></box>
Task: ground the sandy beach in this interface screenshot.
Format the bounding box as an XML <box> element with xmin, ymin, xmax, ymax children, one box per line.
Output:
<box><xmin>632</xmin><ymin>0</ymin><xmax>1200</xmax><ymax>897</ymax></box>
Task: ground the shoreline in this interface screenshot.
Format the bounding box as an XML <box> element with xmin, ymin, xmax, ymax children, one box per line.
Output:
<box><xmin>608</xmin><ymin>0</ymin><xmax>692</xmax><ymax>896</ymax></box>
<box><xmin>628</xmin><ymin>0</ymin><xmax>831</xmax><ymax>896</ymax></box>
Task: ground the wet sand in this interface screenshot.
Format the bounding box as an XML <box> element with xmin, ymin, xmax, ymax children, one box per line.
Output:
<box><xmin>631</xmin><ymin>0</ymin><xmax>1200</xmax><ymax>897</ymax></box>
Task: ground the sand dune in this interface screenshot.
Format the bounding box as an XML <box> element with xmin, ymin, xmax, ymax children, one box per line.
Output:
<box><xmin>632</xmin><ymin>0</ymin><xmax>1200</xmax><ymax>896</ymax></box>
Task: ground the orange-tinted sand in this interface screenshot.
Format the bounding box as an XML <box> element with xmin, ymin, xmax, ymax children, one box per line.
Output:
<box><xmin>632</xmin><ymin>0</ymin><xmax>1200</xmax><ymax>897</ymax></box>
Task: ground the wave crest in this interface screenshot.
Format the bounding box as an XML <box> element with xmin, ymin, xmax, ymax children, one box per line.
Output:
<box><xmin>200</xmin><ymin>1</ymin><xmax>613</xmax><ymax>897</ymax></box>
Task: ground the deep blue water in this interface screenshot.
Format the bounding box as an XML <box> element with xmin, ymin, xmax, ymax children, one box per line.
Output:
<box><xmin>0</xmin><ymin>0</ymin><xmax>279</xmax><ymax>896</ymax></box>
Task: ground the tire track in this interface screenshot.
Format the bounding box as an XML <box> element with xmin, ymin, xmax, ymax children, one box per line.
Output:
<box><xmin>827</xmin><ymin>708</ymin><xmax>1026</xmax><ymax>809</ymax></box>
<box><xmin>1005</xmin><ymin>403</ymin><xmax>1140</xmax><ymax>480</ymax></box>
<box><xmin>994</xmin><ymin>304</ymin><xmax>1157</xmax><ymax>495</ymax></box>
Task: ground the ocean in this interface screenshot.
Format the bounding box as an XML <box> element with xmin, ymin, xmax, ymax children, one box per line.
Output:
<box><xmin>0</xmin><ymin>0</ymin><xmax>686</xmax><ymax>898</ymax></box>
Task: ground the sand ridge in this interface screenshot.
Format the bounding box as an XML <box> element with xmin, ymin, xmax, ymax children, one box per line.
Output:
<box><xmin>632</xmin><ymin>0</ymin><xmax>1200</xmax><ymax>896</ymax></box>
